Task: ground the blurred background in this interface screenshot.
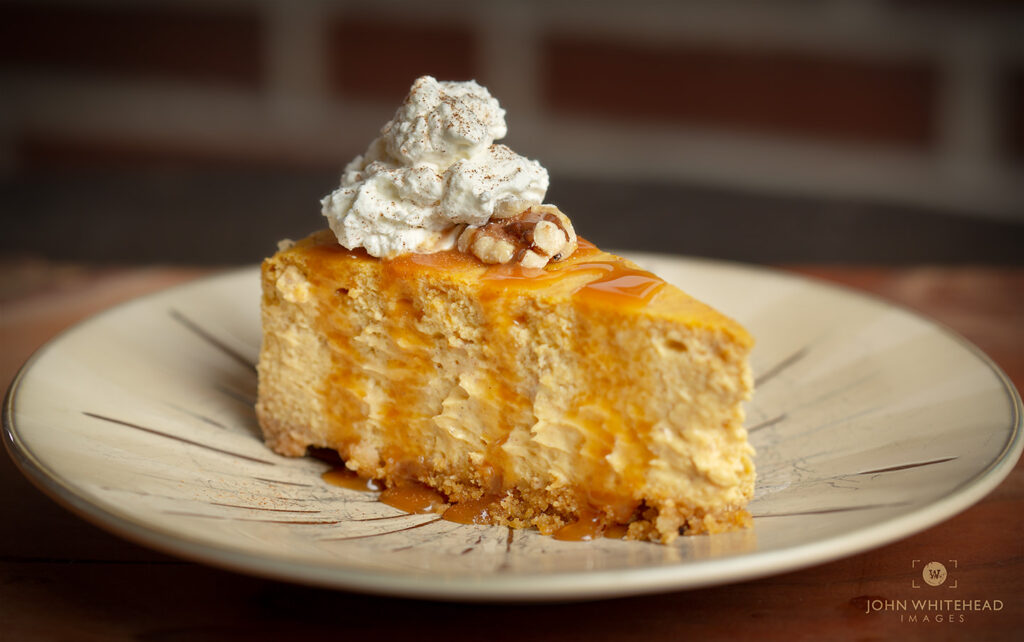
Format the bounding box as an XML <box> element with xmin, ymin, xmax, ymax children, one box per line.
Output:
<box><xmin>1</xmin><ymin>0</ymin><xmax>1022</xmax><ymax>265</ymax></box>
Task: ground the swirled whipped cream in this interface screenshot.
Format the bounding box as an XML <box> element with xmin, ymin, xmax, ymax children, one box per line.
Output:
<box><xmin>321</xmin><ymin>76</ymin><xmax>570</xmax><ymax>264</ymax></box>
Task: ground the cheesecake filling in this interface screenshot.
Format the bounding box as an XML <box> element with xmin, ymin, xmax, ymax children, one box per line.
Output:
<box><xmin>321</xmin><ymin>76</ymin><xmax>575</xmax><ymax>268</ymax></box>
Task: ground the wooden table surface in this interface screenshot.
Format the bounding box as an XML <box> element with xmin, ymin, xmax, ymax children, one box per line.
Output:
<box><xmin>2</xmin><ymin>260</ymin><xmax>1021</xmax><ymax>641</ymax></box>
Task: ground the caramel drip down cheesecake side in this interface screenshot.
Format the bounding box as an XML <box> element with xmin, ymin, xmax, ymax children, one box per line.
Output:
<box><xmin>256</xmin><ymin>231</ymin><xmax>754</xmax><ymax>543</ymax></box>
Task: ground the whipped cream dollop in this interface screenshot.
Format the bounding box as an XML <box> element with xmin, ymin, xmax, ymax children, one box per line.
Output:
<box><xmin>321</xmin><ymin>76</ymin><xmax>563</xmax><ymax>261</ymax></box>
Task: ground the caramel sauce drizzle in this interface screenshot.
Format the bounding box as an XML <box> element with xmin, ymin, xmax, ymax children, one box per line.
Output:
<box><xmin>308</xmin><ymin>234</ymin><xmax>664</xmax><ymax>307</ymax></box>
<box><xmin>320</xmin><ymin>467</ymin><xmax>633</xmax><ymax>538</ymax></box>
<box><xmin>480</xmin><ymin>237</ymin><xmax>666</xmax><ymax>307</ymax></box>
<box><xmin>442</xmin><ymin>495</ymin><xmax>503</xmax><ymax>525</ymax></box>
<box><xmin>304</xmin><ymin>234</ymin><xmax>655</xmax><ymax>541</ymax></box>
<box><xmin>321</xmin><ymin>467</ymin><xmax>382</xmax><ymax>491</ymax></box>
<box><xmin>479</xmin><ymin>263</ymin><xmax>552</xmax><ymax>288</ymax></box>
<box><xmin>572</xmin><ymin>262</ymin><xmax>666</xmax><ymax>306</ymax></box>
<box><xmin>387</xmin><ymin>248</ymin><xmax>481</xmax><ymax>272</ymax></box>
<box><xmin>552</xmin><ymin>508</ymin><xmax>605</xmax><ymax>541</ymax></box>
<box><xmin>603</xmin><ymin>524</ymin><xmax>629</xmax><ymax>539</ymax></box>
<box><xmin>379</xmin><ymin>482</ymin><xmax>448</xmax><ymax>514</ymax></box>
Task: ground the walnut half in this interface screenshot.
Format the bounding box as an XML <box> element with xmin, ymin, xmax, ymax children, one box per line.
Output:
<box><xmin>457</xmin><ymin>205</ymin><xmax>578</xmax><ymax>268</ymax></box>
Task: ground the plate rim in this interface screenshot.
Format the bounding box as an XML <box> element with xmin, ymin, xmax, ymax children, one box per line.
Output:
<box><xmin>3</xmin><ymin>259</ymin><xmax>1022</xmax><ymax>602</ymax></box>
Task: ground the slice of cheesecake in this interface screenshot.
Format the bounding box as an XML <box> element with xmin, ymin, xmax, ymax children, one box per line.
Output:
<box><xmin>256</xmin><ymin>229</ymin><xmax>754</xmax><ymax>543</ymax></box>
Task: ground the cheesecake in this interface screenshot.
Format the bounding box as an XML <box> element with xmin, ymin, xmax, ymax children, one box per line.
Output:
<box><xmin>254</xmin><ymin>76</ymin><xmax>754</xmax><ymax>543</ymax></box>
<box><xmin>256</xmin><ymin>230</ymin><xmax>754</xmax><ymax>542</ymax></box>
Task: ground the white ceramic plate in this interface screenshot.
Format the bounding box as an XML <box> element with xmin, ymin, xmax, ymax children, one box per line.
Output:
<box><xmin>4</xmin><ymin>256</ymin><xmax>1021</xmax><ymax>601</ymax></box>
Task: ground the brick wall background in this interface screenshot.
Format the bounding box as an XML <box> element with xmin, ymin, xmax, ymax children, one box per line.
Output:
<box><xmin>1</xmin><ymin>0</ymin><xmax>1022</xmax><ymax>264</ymax></box>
